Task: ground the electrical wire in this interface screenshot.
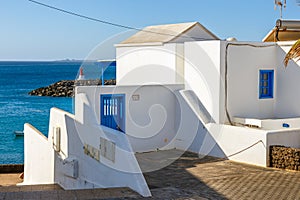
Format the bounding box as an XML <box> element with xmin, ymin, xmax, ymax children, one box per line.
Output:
<box><xmin>28</xmin><ymin>0</ymin><xmax>210</xmax><ymax>41</ymax></box>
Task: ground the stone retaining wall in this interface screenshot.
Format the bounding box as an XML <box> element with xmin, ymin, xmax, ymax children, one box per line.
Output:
<box><xmin>28</xmin><ymin>79</ymin><xmax>116</xmax><ymax>97</ymax></box>
<box><xmin>270</xmin><ymin>145</ymin><xmax>300</xmax><ymax>171</ymax></box>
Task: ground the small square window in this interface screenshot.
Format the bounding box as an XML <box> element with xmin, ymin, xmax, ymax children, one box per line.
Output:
<box><xmin>259</xmin><ymin>70</ymin><xmax>274</xmax><ymax>99</ymax></box>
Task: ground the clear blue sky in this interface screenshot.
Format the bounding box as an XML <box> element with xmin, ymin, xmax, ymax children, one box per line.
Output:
<box><xmin>1</xmin><ymin>0</ymin><xmax>300</xmax><ymax>61</ymax></box>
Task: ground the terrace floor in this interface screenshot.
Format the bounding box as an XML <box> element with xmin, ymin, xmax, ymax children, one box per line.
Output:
<box><xmin>1</xmin><ymin>150</ymin><xmax>300</xmax><ymax>199</ymax></box>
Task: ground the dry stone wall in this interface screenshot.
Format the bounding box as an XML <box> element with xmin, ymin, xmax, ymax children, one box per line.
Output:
<box><xmin>270</xmin><ymin>145</ymin><xmax>300</xmax><ymax>171</ymax></box>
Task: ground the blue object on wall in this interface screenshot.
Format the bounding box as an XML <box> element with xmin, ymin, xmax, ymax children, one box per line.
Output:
<box><xmin>282</xmin><ymin>123</ymin><xmax>290</xmax><ymax>128</ymax></box>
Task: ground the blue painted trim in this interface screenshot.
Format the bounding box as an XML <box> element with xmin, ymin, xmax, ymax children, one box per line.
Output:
<box><xmin>100</xmin><ymin>94</ymin><xmax>126</xmax><ymax>133</ymax></box>
<box><xmin>259</xmin><ymin>70</ymin><xmax>274</xmax><ymax>99</ymax></box>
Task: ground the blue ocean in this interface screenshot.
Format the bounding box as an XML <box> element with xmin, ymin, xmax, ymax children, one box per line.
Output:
<box><xmin>0</xmin><ymin>61</ymin><xmax>116</xmax><ymax>164</ymax></box>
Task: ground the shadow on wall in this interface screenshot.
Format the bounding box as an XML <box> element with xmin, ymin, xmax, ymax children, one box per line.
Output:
<box><xmin>175</xmin><ymin>90</ymin><xmax>226</xmax><ymax>158</ymax></box>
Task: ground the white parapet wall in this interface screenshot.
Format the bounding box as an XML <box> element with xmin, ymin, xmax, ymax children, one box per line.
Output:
<box><xmin>205</xmin><ymin>123</ymin><xmax>268</xmax><ymax>167</ymax></box>
<box><xmin>21</xmin><ymin>123</ymin><xmax>54</xmax><ymax>185</ymax></box>
<box><xmin>203</xmin><ymin>123</ymin><xmax>300</xmax><ymax>167</ymax></box>
<box><xmin>233</xmin><ymin>116</ymin><xmax>300</xmax><ymax>130</ymax></box>
<box><xmin>21</xmin><ymin>107</ymin><xmax>151</xmax><ymax>197</ymax></box>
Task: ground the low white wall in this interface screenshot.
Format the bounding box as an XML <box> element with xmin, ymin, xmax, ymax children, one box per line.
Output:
<box><xmin>116</xmin><ymin>44</ymin><xmax>184</xmax><ymax>85</ymax></box>
<box><xmin>184</xmin><ymin>118</ymin><xmax>300</xmax><ymax>168</ymax></box>
<box><xmin>22</xmin><ymin>124</ymin><xmax>54</xmax><ymax>185</ymax></box>
<box><xmin>233</xmin><ymin>116</ymin><xmax>300</xmax><ymax>130</ymax></box>
<box><xmin>205</xmin><ymin>123</ymin><xmax>268</xmax><ymax>167</ymax></box>
<box><xmin>204</xmin><ymin>124</ymin><xmax>300</xmax><ymax>167</ymax></box>
<box><xmin>22</xmin><ymin>107</ymin><xmax>151</xmax><ymax>197</ymax></box>
<box><xmin>262</xmin><ymin>118</ymin><xmax>300</xmax><ymax>130</ymax></box>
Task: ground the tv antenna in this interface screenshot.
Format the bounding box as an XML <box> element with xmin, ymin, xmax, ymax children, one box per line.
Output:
<box><xmin>274</xmin><ymin>0</ymin><xmax>286</xmax><ymax>19</ymax></box>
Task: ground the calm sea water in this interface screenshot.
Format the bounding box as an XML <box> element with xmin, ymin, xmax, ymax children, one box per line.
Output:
<box><xmin>0</xmin><ymin>61</ymin><xmax>116</xmax><ymax>164</ymax></box>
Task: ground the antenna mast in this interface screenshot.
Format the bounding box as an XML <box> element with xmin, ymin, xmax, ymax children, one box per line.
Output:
<box><xmin>274</xmin><ymin>0</ymin><xmax>287</xmax><ymax>19</ymax></box>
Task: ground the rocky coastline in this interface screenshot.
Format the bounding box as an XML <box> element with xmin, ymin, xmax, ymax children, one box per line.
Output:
<box><xmin>28</xmin><ymin>79</ymin><xmax>116</xmax><ymax>97</ymax></box>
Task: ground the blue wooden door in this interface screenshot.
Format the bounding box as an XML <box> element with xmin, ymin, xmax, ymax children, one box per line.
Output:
<box><xmin>100</xmin><ymin>94</ymin><xmax>125</xmax><ymax>133</ymax></box>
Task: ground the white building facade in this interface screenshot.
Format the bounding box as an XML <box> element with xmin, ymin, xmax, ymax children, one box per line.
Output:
<box><xmin>21</xmin><ymin>21</ymin><xmax>300</xmax><ymax>197</ymax></box>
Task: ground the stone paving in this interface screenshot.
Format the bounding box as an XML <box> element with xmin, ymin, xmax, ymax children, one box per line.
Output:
<box><xmin>142</xmin><ymin>151</ymin><xmax>300</xmax><ymax>200</ymax></box>
<box><xmin>0</xmin><ymin>150</ymin><xmax>299</xmax><ymax>199</ymax></box>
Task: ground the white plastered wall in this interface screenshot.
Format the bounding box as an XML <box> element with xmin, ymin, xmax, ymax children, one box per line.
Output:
<box><xmin>184</xmin><ymin>40</ymin><xmax>222</xmax><ymax>123</ymax></box>
<box><xmin>225</xmin><ymin>42</ymin><xmax>278</xmax><ymax>119</ymax></box>
<box><xmin>226</xmin><ymin>41</ymin><xmax>300</xmax><ymax>119</ymax></box>
<box><xmin>275</xmin><ymin>41</ymin><xmax>300</xmax><ymax>118</ymax></box>
<box><xmin>116</xmin><ymin>43</ymin><xmax>184</xmax><ymax>85</ymax></box>
<box><xmin>75</xmin><ymin>84</ymin><xmax>184</xmax><ymax>152</ymax></box>
<box><xmin>181</xmin><ymin>40</ymin><xmax>300</xmax><ymax>167</ymax></box>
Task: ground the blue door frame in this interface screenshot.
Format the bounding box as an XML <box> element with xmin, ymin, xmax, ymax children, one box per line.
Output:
<box><xmin>100</xmin><ymin>94</ymin><xmax>125</xmax><ymax>133</ymax></box>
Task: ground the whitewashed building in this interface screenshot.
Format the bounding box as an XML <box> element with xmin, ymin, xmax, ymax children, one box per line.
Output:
<box><xmin>21</xmin><ymin>21</ymin><xmax>300</xmax><ymax>197</ymax></box>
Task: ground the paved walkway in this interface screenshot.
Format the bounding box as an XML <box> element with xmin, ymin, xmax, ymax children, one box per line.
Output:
<box><xmin>0</xmin><ymin>151</ymin><xmax>299</xmax><ymax>199</ymax></box>
<box><xmin>143</xmin><ymin>151</ymin><xmax>300</xmax><ymax>200</ymax></box>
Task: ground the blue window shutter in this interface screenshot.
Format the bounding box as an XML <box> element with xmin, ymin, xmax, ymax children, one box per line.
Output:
<box><xmin>100</xmin><ymin>94</ymin><xmax>125</xmax><ymax>133</ymax></box>
<box><xmin>259</xmin><ymin>70</ymin><xmax>274</xmax><ymax>99</ymax></box>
